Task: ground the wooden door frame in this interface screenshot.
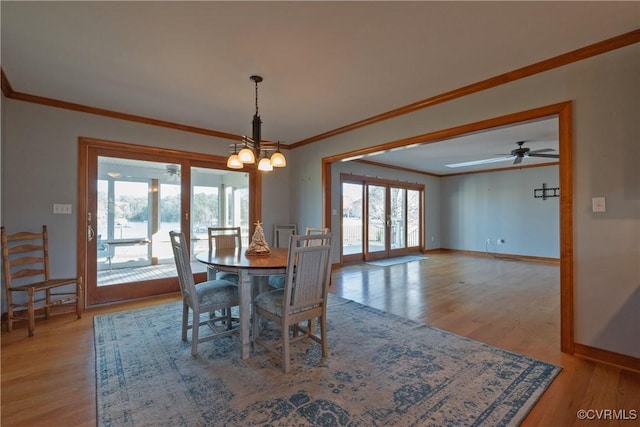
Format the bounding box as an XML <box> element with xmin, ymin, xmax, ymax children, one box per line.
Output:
<box><xmin>77</xmin><ymin>137</ymin><xmax>261</xmax><ymax>306</ymax></box>
<box><xmin>340</xmin><ymin>174</ymin><xmax>424</xmax><ymax>263</ymax></box>
<box><xmin>322</xmin><ymin>102</ymin><xmax>574</xmax><ymax>354</ymax></box>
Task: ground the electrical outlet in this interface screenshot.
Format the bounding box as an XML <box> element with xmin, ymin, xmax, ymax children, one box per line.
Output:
<box><xmin>486</xmin><ymin>238</ymin><xmax>491</xmax><ymax>244</ymax></box>
<box><xmin>497</xmin><ymin>238</ymin><xmax>505</xmax><ymax>245</ymax></box>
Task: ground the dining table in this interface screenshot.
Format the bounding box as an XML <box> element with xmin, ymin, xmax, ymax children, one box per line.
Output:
<box><xmin>196</xmin><ymin>247</ymin><xmax>289</xmax><ymax>359</ymax></box>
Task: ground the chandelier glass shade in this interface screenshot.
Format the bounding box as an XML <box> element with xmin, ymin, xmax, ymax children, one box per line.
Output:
<box><xmin>227</xmin><ymin>75</ymin><xmax>286</xmax><ymax>171</ymax></box>
<box><xmin>238</xmin><ymin>145</ymin><xmax>256</xmax><ymax>164</ymax></box>
<box><xmin>226</xmin><ymin>144</ymin><xmax>243</xmax><ymax>169</ymax></box>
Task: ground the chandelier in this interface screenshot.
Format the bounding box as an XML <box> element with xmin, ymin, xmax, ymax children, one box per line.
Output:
<box><xmin>227</xmin><ymin>75</ymin><xmax>286</xmax><ymax>171</ymax></box>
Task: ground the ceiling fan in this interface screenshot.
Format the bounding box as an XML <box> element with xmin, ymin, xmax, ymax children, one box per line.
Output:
<box><xmin>165</xmin><ymin>164</ymin><xmax>180</xmax><ymax>180</ymax></box>
<box><xmin>445</xmin><ymin>141</ymin><xmax>559</xmax><ymax>168</ymax></box>
<box><xmin>501</xmin><ymin>141</ymin><xmax>559</xmax><ymax>165</ymax></box>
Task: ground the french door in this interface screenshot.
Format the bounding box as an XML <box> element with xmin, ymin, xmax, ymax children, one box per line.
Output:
<box><xmin>341</xmin><ymin>174</ymin><xmax>423</xmax><ymax>263</ymax></box>
<box><xmin>79</xmin><ymin>138</ymin><xmax>259</xmax><ymax>306</ymax></box>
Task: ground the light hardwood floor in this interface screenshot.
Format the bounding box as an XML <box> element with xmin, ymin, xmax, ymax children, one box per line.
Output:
<box><xmin>2</xmin><ymin>252</ymin><xmax>638</xmax><ymax>426</ymax></box>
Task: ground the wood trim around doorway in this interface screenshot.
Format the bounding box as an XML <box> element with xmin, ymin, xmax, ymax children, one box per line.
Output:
<box><xmin>322</xmin><ymin>101</ymin><xmax>575</xmax><ymax>355</ymax></box>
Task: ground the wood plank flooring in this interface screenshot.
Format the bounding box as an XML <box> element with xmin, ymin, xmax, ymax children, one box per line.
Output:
<box><xmin>2</xmin><ymin>252</ymin><xmax>639</xmax><ymax>426</ymax></box>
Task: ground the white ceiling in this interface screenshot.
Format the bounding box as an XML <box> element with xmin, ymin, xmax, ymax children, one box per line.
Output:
<box><xmin>2</xmin><ymin>2</ymin><xmax>638</xmax><ymax>173</ymax></box>
<box><xmin>360</xmin><ymin>117</ymin><xmax>559</xmax><ymax>175</ymax></box>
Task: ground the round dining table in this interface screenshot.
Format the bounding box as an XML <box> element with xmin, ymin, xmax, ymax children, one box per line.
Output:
<box><xmin>196</xmin><ymin>247</ymin><xmax>288</xmax><ymax>359</ymax></box>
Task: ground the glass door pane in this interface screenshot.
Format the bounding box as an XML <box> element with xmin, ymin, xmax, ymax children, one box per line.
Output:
<box><xmin>191</xmin><ymin>179</ymin><xmax>219</xmax><ymax>256</ymax></box>
<box><xmin>156</xmin><ymin>182</ymin><xmax>181</xmax><ymax>265</ymax></box>
<box><xmin>111</xmin><ymin>180</ymin><xmax>152</xmax><ymax>267</ymax></box>
<box><xmin>96</xmin><ymin>157</ymin><xmax>172</xmax><ymax>288</ymax></box>
<box><xmin>390</xmin><ymin>187</ymin><xmax>406</xmax><ymax>250</ymax></box>
<box><xmin>190</xmin><ymin>166</ymin><xmax>250</xmax><ymax>256</ymax></box>
<box><xmin>407</xmin><ymin>189</ymin><xmax>420</xmax><ymax>247</ymax></box>
<box><xmin>342</xmin><ymin>182</ymin><xmax>363</xmax><ymax>256</ymax></box>
<box><xmin>366</xmin><ymin>184</ymin><xmax>387</xmax><ymax>256</ymax></box>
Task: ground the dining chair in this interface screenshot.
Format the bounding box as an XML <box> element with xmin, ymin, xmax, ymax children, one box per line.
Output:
<box><xmin>1</xmin><ymin>225</ymin><xmax>83</xmax><ymax>336</ymax></box>
<box><xmin>268</xmin><ymin>226</ymin><xmax>329</xmax><ymax>290</ymax></box>
<box><xmin>304</xmin><ymin>227</ymin><xmax>330</xmax><ymax>245</ymax></box>
<box><xmin>252</xmin><ymin>232</ymin><xmax>333</xmax><ymax>373</ymax></box>
<box><xmin>169</xmin><ymin>231</ymin><xmax>240</xmax><ymax>357</ymax></box>
<box><xmin>207</xmin><ymin>226</ymin><xmax>242</xmax><ymax>284</ymax></box>
<box><xmin>272</xmin><ymin>223</ymin><xmax>297</xmax><ymax>248</ymax></box>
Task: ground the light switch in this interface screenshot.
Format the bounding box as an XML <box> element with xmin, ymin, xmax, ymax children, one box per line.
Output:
<box><xmin>592</xmin><ymin>197</ymin><xmax>606</xmax><ymax>213</ymax></box>
<box><xmin>53</xmin><ymin>204</ymin><xmax>73</xmax><ymax>214</ymax></box>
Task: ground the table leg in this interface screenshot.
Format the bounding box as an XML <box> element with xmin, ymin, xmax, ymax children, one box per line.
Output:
<box><xmin>239</xmin><ymin>269</ymin><xmax>252</xmax><ymax>359</ymax></box>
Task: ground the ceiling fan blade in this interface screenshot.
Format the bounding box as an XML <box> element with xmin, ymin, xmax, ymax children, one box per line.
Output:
<box><xmin>529</xmin><ymin>148</ymin><xmax>556</xmax><ymax>154</ymax></box>
<box><xmin>445</xmin><ymin>156</ymin><xmax>513</xmax><ymax>168</ymax></box>
<box><xmin>528</xmin><ymin>153</ymin><xmax>559</xmax><ymax>158</ymax></box>
<box><xmin>513</xmin><ymin>156</ymin><xmax>523</xmax><ymax>165</ymax></box>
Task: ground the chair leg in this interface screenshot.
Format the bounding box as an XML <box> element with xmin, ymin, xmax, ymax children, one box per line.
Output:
<box><xmin>282</xmin><ymin>321</ymin><xmax>291</xmax><ymax>373</ymax></box>
<box><xmin>191</xmin><ymin>310</ymin><xmax>199</xmax><ymax>357</ymax></box>
<box><xmin>45</xmin><ymin>289</ymin><xmax>51</xmax><ymax>319</ymax></box>
<box><xmin>6</xmin><ymin>292</ymin><xmax>13</xmax><ymax>332</ymax></box>
<box><xmin>320</xmin><ymin>315</ymin><xmax>328</xmax><ymax>358</ymax></box>
<box><xmin>309</xmin><ymin>318</ymin><xmax>316</xmax><ymax>336</ymax></box>
<box><xmin>76</xmin><ymin>277</ymin><xmax>83</xmax><ymax>319</ymax></box>
<box><xmin>226</xmin><ymin>307</ymin><xmax>233</xmax><ymax>330</ymax></box>
<box><xmin>252</xmin><ymin>308</ymin><xmax>260</xmax><ymax>344</ymax></box>
<box><xmin>27</xmin><ymin>288</ymin><xmax>35</xmax><ymax>337</ymax></box>
<box><xmin>182</xmin><ymin>303</ymin><xmax>189</xmax><ymax>342</ymax></box>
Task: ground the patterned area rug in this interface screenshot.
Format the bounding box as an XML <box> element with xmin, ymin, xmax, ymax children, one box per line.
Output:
<box><xmin>366</xmin><ymin>255</ymin><xmax>429</xmax><ymax>267</ymax></box>
<box><xmin>94</xmin><ymin>295</ymin><xmax>560</xmax><ymax>426</ymax></box>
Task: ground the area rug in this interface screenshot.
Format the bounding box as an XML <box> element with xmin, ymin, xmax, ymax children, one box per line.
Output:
<box><xmin>94</xmin><ymin>294</ymin><xmax>560</xmax><ymax>426</ymax></box>
<box><xmin>366</xmin><ymin>255</ymin><xmax>428</xmax><ymax>267</ymax></box>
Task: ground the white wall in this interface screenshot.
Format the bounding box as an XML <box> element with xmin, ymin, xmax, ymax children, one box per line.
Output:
<box><xmin>290</xmin><ymin>43</ymin><xmax>640</xmax><ymax>358</ymax></box>
<box><xmin>441</xmin><ymin>166</ymin><xmax>559</xmax><ymax>257</ymax></box>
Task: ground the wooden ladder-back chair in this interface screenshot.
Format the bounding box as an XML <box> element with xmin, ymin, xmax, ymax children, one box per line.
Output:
<box><xmin>207</xmin><ymin>227</ymin><xmax>242</xmax><ymax>284</ymax></box>
<box><xmin>1</xmin><ymin>225</ymin><xmax>83</xmax><ymax>336</ymax></box>
<box><xmin>253</xmin><ymin>232</ymin><xmax>333</xmax><ymax>373</ymax></box>
<box><xmin>169</xmin><ymin>231</ymin><xmax>240</xmax><ymax>357</ymax></box>
<box><xmin>273</xmin><ymin>224</ymin><xmax>297</xmax><ymax>248</ymax></box>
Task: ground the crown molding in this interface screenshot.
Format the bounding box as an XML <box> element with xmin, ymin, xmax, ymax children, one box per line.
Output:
<box><xmin>2</xmin><ymin>29</ymin><xmax>638</xmax><ymax>150</ymax></box>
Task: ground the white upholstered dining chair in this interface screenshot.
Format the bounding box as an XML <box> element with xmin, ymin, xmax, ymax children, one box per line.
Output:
<box><xmin>252</xmin><ymin>232</ymin><xmax>333</xmax><ymax>373</ymax></box>
<box><xmin>272</xmin><ymin>223</ymin><xmax>297</xmax><ymax>248</ymax></box>
<box><xmin>170</xmin><ymin>231</ymin><xmax>240</xmax><ymax>357</ymax></box>
<box><xmin>268</xmin><ymin>226</ymin><xmax>329</xmax><ymax>290</ymax></box>
<box><xmin>207</xmin><ymin>226</ymin><xmax>242</xmax><ymax>284</ymax></box>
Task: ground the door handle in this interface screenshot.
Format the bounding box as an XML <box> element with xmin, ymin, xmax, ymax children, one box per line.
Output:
<box><xmin>88</xmin><ymin>225</ymin><xmax>95</xmax><ymax>242</ymax></box>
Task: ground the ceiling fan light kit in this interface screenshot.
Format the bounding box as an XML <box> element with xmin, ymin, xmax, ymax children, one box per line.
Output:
<box><xmin>226</xmin><ymin>75</ymin><xmax>286</xmax><ymax>171</ymax></box>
